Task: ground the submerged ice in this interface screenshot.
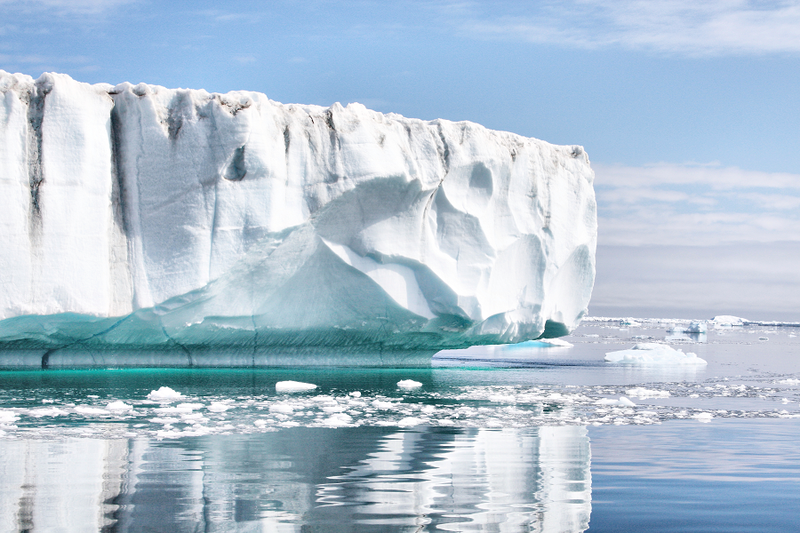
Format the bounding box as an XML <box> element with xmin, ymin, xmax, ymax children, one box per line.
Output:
<box><xmin>0</xmin><ymin>71</ymin><xmax>596</xmax><ymax>367</ymax></box>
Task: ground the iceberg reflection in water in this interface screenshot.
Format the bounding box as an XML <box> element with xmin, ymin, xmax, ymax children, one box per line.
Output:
<box><xmin>0</xmin><ymin>426</ymin><xmax>591</xmax><ymax>532</ymax></box>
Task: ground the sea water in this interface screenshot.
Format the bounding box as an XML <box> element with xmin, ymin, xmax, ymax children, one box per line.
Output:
<box><xmin>0</xmin><ymin>319</ymin><xmax>799</xmax><ymax>531</ymax></box>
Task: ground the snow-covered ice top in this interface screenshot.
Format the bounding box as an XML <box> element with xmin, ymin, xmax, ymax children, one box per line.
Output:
<box><xmin>0</xmin><ymin>71</ymin><xmax>596</xmax><ymax>366</ymax></box>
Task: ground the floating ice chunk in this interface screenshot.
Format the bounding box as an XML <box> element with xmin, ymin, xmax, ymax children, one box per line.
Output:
<box><xmin>276</xmin><ymin>381</ymin><xmax>317</xmax><ymax>393</ymax></box>
<box><xmin>692</xmin><ymin>412</ymin><xmax>714</xmax><ymax>423</ymax></box>
<box><xmin>626</xmin><ymin>387</ymin><xmax>670</xmax><ymax>399</ymax></box>
<box><xmin>595</xmin><ymin>397</ymin><xmax>635</xmax><ymax>407</ymax></box>
<box><xmin>372</xmin><ymin>399</ymin><xmax>395</xmax><ymax>410</ymax></box>
<box><xmin>397</xmin><ymin>379</ymin><xmax>422</xmax><ymax>390</ymax></box>
<box><xmin>322</xmin><ymin>413</ymin><xmax>352</xmax><ymax>427</ymax></box>
<box><xmin>106</xmin><ymin>400</ymin><xmax>133</xmax><ymax>411</ymax></box>
<box><xmin>269</xmin><ymin>403</ymin><xmax>295</xmax><ymax>414</ymax></box>
<box><xmin>75</xmin><ymin>405</ymin><xmax>110</xmax><ymax>415</ymax></box>
<box><xmin>29</xmin><ymin>407</ymin><xmax>68</xmax><ymax>417</ymax></box>
<box><xmin>207</xmin><ymin>402</ymin><xmax>233</xmax><ymax>412</ymax></box>
<box><xmin>349</xmin><ymin>391</ymin><xmax>362</xmax><ymax>398</ymax></box>
<box><xmin>712</xmin><ymin>315</ymin><xmax>746</xmax><ymax>327</ymax></box>
<box><xmin>398</xmin><ymin>417</ymin><xmax>426</xmax><ymax>427</ymax></box>
<box><xmin>147</xmin><ymin>387</ymin><xmax>184</xmax><ymax>401</ymax></box>
<box><xmin>779</xmin><ymin>379</ymin><xmax>800</xmax><ymax>385</ymax></box>
<box><xmin>0</xmin><ymin>410</ymin><xmax>19</xmax><ymax>423</ymax></box>
<box><xmin>605</xmin><ymin>343</ymin><xmax>707</xmax><ymax>366</ymax></box>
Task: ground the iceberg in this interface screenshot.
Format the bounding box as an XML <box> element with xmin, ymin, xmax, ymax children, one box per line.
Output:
<box><xmin>0</xmin><ymin>71</ymin><xmax>597</xmax><ymax>367</ymax></box>
<box><xmin>604</xmin><ymin>343</ymin><xmax>708</xmax><ymax>366</ymax></box>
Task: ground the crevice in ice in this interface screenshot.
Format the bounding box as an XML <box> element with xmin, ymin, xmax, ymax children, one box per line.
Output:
<box><xmin>25</xmin><ymin>80</ymin><xmax>50</xmax><ymax>237</ymax></box>
<box><xmin>166</xmin><ymin>92</ymin><xmax>191</xmax><ymax>141</ymax></box>
<box><xmin>283</xmin><ymin>125</ymin><xmax>290</xmax><ymax>155</ymax></box>
<box><xmin>436</xmin><ymin>122</ymin><xmax>450</xmax><ymax>175</ymax></box>
<box><xmin>159</xmin><ymin>323</ymin><xmax>194</xmax><ymax>366</ymax></box>
<box><xmin>223</xmin><ymin>146</ymin><xmax>247</xmax><ymax>181</ymax></box>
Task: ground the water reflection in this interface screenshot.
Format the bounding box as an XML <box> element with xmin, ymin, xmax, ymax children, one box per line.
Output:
<box><xmin>0</xmin><ymin>426</ymin><xmax>591</xmax><ymax>532</ymax></box>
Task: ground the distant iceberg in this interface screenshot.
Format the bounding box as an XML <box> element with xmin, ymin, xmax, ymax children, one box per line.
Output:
<box><xmin>0</xmin><ymin>71</ymin><xmax>597</xmax><ymax>367</ymax></box>
<box><xmin>605</xmin><ymin>343</ymin><xmax>707</xmax><ymax>366</ymax></box>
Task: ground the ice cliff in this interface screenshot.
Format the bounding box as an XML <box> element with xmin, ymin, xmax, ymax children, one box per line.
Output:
<box><xmin>0</xmin><ymin>71</ymin><xmax>596</xmax><ymax>367</ymax></box>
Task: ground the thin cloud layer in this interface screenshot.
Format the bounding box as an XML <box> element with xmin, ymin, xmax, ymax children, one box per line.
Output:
<box><xmin>594</xmin><ymin>162</ymin><xmax>800</xmax><ymax>245</ymax></box>
<box><xmin>455</xmin><ymin>0</ymin><xmax>800</xmax><ymax>55</ymax></box>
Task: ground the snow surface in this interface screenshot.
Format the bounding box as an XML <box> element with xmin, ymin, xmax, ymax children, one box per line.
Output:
<box><xmin>0</xmin><ymin>71</ymin><xmax>596</xmax><ymax>366</ymax></box>
<box><xmin>604</xmin><ymin>343</ymin><xmax>708</xmax><ymax>366</ymax></box>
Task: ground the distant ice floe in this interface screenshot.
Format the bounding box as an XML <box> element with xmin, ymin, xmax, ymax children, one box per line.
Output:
<box><xmin>276</xmin><ymin>381</ymin><xmax>318</xmax><ymax>393</ymax></box>
<box><xmin>397</xmin><ymin>380</ymin><xmax>423</xmax><ymax>390</ymax></box>
<box><xmin>604</xmin><ymin>343</ymin><xmax>707</xmax><ymax>366</ymax></box>
<box><xmin>147</xmin><ymin>387</ymin><xmax>184</xmax><ymax>401</ymax></box>
<box><xmin>712</xmin><ymin>315</ymin><xmax>747</xmax><ymax>327</ymax></box>
<box><xmin>626</xmin><ymin>387</ymin><xmax>671</xmax><ymax>399</ymax></box>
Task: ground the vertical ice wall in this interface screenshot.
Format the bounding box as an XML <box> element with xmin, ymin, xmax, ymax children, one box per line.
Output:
<box><xmin>0</xmin><ymin>70</ymin><xmax>596</xmax><ymax>351</ymax></box>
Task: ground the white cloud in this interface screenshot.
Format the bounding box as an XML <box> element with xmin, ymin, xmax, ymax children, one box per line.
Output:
<box><xmin>454</xmin><ymin>0</ymin><xmax>800</xmax><ymax>55</ymax></box>
<box><xmin>594</xmin><ymin>162</ymin><xmax>800</xmax><ymax>245</ymax></box>
<box><xmin>0</xmin><ymin>0</ymin><xmax>136</xmax><ymax>14</ymax></box>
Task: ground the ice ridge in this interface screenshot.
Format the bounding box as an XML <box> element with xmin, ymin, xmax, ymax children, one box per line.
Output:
<box><xmin>0</xmin><ymin>71</ymin><xmax>597</xmax><ymax>367</ymax></box>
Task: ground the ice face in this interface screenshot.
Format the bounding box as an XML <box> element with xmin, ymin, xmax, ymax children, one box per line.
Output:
<box><xmin>0</xmin><ymin>71</ymin><xmax>597</xmax><ymax>366</ymax></box>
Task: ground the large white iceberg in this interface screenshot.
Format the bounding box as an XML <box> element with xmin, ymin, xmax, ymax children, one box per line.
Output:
<box><xmin>0</xmin><ymin>71</ymin><xmax>597</xmax><ymax>367</ymax></box>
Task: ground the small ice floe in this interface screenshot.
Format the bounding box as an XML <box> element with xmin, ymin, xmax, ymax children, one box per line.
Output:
<box><xmin>595</xmin><ymin>397</ymin><xmax>636</xmax><ymax>407</ymax></box>
<box><xmin>106</xmin><ymin>400</ymin><xmax>133</xmax><ymax>412</ymax></box>
<box><xmin>605</xmin><ymin>343</ymin><xmax>707</xmax><ymax>365</ymax></box>
<box><xmin>626</xmin><ymin>387</ymin><xmax>670</xmax><ymax>399</ymax></box>
<box><xmin>692</xmin><ymin>412</ymin><xmax>714</xmax><ymax>423</ymax></box>
<box><xmin>349</xmin><ymin>391</ymin><xmax>362</xmax><ymax>398</ymax></box>
<box><xmin>397</xmin><ymin>416</ymin><xmax>426</xmax><ymax>427</ymax></box>
<box><xmin>207</xmin><ymin>401</ymin><xmax>232</xmax><ymax>412</ymax></box>
<box><xmin>321</xmin><ymin>413</ymin><xmax>352</xmax><ymax>427</ymax></box>
<box><xmin>275</xmin><ymin>381</ymin><xmax>317</xmax><ymax>393</ymax></box>
<box><xmin>778</xmin><ymin>379</ymin><xmax>800</xmax><ymax>385</ymax></box>
<box><xmin>147</xmin><ymin>386</ymin><xmax>184</xmax><ymax>401</ymax></box>
<box><xmin>397</xmin><ymin>379</ymin><xmax>422</xmax><ymax>390</ymax></box>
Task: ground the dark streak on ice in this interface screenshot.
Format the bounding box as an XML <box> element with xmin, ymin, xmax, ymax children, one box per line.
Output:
<box><xmin>167</xmin><ymin>92</ymin><xmax>190</xmax><ymax>141</ymax></box>
<box><xmin>436</xmin><ymin>123</ymin><xmax>450</xmax><ymax>175</ymax></box>
<box><xmin>26</xmin><ymin>81</ymin><xmax>50</xmax><ymax>237</ymax></box>
<box><xmin>109</xmin><ymin>105</ymin><xmax>130</xmax><ymax>237</ymax></box>
<box><xmin>283</xmin><ymin>126</ymin><xmax>291</xmax><ymax>155</ymax></box>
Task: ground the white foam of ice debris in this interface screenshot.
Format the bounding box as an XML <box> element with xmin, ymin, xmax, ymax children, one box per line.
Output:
<box><xmin>147</xmin><ymin>387</ymin><xmax>184</xmax><ymax>401</ymax></box>
<box><xmin>275</xmin><ymin>381</ymin><xmax>317</xmax><ymax>393</ymax></box>
<box><xmin>626</xmin><ymin>387</ymin><xmax>671</xmax><ymax>399</ymax></box>
<box><xmin>605</xmin><ymin>343</ymin><xmax>708</xmax><ymax>366</ymax></box>
<box><xmin>397</xmin><ymin>380</ymin><xmax>423</xmax><ymax>390</ymax></box>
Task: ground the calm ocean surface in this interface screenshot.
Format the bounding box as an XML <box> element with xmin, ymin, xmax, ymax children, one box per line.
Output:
<box><xmin>1</xmin><ymin>319</ymin><xmax>799</xmax><ymax>531</ymax></box>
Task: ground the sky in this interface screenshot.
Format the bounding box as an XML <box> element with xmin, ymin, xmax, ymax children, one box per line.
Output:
<box><xmin>1</xmin><ymin>0</ymin><xmax>799</xmax><ymax>320</ymax></box>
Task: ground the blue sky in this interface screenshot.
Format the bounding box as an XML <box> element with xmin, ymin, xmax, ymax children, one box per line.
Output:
<box><xmin>2</xmin><ymin>0</ymin><xmax>799</xmax><ymax>319</ymax></box>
